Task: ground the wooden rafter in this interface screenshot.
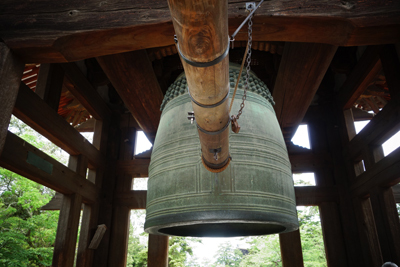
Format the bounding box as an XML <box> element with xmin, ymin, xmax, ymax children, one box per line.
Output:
<box><xmin>351</xmin><ymin>146</ymin><xmax>400</xmax><ymax>198</ymax></box>
<box><xmin>273</xmin><ymin>42</ymin><xmax>337</xmax><ymax>143</ymax></box>
<box><xmin>0</xmin><ymin>43</ymin><xmax>24</xmax><ymax>154</ymax></box>
<box><xmin>61</xmin><ymin>63</ymin><xmax>112</xmax><ymax>120</ymax></box>
<box><xmin>97</xmin><ymin>50</ymin><xmax>163</xmax><ymax>142</ymax></box>
<box><xmin>0</xmin><ymin>131</ymin><xmax>99</xmax><ymax>203</ymax></box>
<box><xmin>337</xmin><ymin>46</ymin><xmax>383</xmax><ymax>109</ymax></box>
<box><xmin>1</xmin><ymin>0</ymin><xmax>400</xmax><ymax>63</ymax></box>
<box><xmin>13</xmin><ymin>82</ymin><xmax>106</xmax><ymax>168</ymax></box>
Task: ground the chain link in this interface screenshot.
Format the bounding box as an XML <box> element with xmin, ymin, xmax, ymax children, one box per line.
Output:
<box><xmin>235</xmin><ymin>14</ymin><xmax>253</xmax><ymax>120</ymax></box>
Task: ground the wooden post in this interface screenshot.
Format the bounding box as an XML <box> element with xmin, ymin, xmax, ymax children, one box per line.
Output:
<box><xmin>307</xmin><ymin>118</ymin><xmax>348</xmax><ymax>267</ymax></box>
<box><xmin>107</xmin><ymin>119</ymin><xmax>135</xmax><ymax>266</ymax></box>
<box><xmin>279</xmin><ymin>230</ymin><xmax>304</xmax><ymax>267</ymax></box>
<box><xmin>76</xmin><ymin>119</ymin><xmax>109</xmax><ymax>267</ymax></box>
<box><xmin>53</xmin><ymin>154</ymin><xmax>87</xmax><ymax>267</ymax></box>
<box><xmin>0</xmin><ymin>42</ymin><xmax>24</xmax><ymax>155</ymax></box>
<box><xmin>35</xmin><ymin>63</ymin><xmax>64</xmax><ymax>111</ymax></box>
<box><xmin>340</xmin><ymin>108</ymin><xmax>383</xmax><ymax>266</ymax></box>
<box><xmin>148</xmin><ymin>235</ymin><xmax>169</xmax><ymax>267</ymax></box>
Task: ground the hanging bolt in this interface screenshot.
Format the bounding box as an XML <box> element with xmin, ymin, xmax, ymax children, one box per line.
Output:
<box><xmin>246</xmin><ymin>2</ymin><xmax>256</xmax><ymax>11</ymax></box>
<box><xmin>187</xmin><ymin>111</ymin><xmax>195</xmax><ymax>124</ymax></box>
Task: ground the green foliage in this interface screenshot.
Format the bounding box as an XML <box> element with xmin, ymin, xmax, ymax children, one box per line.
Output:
<box><xmin>298</xmin><ymin>207</ymin><xmax>326</xmax><ymax>267</ymax></box>
<box><xmin>239</xmin><ymin>235</ymin><xmax>281</xmax><ymax>267</ymax></box>
<box><xmin>126</xmin><ymin>209</ymin><xmax>201</xmax><ymax>267</ymax></box>
<box><xmin>0</xmin><ymin>116</ymin><xmax>61</xmax><ymax>266</ymax></box>
<box><xmin>213</xmin><ymin>242</ymin><xmax>244</xmax><ymax>267</ymax></box>
<box><xmin>0</xmin><ymin>168</ymin><xmax>59</xmax><ymax>267</ymax></box>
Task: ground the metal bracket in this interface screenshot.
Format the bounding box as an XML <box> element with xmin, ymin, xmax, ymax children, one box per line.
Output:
<box><xmin>246</xmin><ymin>2</ymin><xmax>256</xmax><ymax>11</ymax></box>
<box><xmin>209</xmin><ymin>148</ymin><xmax>222</xmax><ymax>161</ymax></box>
<box><xmin>187</xmin><ymin>111</ymin><xmax>195</xmax><ymax>124</ymax></box>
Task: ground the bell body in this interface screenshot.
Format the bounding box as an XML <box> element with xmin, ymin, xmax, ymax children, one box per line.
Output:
<box><xmin>144</xmin><ymin>66</ymin><xmax>298</xmax><ymax>237</ymax></box>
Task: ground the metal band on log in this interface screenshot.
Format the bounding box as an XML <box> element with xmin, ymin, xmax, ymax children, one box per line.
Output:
<box><xmin>168</xmin><ymin>0</ymin><xmax>230</xmax><ymax>172</ymax></box>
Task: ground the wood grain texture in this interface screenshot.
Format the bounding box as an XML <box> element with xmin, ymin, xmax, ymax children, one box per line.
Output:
<box><xmin>351</xmin><ymin>146</ymin><xmax>400</xmax><ymax>198</ymax></box>
<box><xmin>148</xmin><ymin>234</ymin><xmax>169</xmax><ymax>267</ymax></box>
<box><xmin>13</xmin><ymin>82</ymin><xmax>106</xmax><ymax>168</ymax></box>
<box><xmin>279</xmin><ymin>230</ymin><xmax>304</xmax><ymax>267</ymax></box>
<box><xmin>295</xmin><ymin>186</ymin><xmax>338</xmax><ymax>206</ymax></box>
<box><xmin>273</xmin><ymin>42</ymin><xmax>337</xmax><ymax>142</ymax></box>
<box><xmin>1</xmin><ymin>0</ymin><xmax>400</xmax><ymax>62</ymax></box>
<box><xmin>348</xmin><ymin>101</ymin><xmax>400</xmax><ymax>161</ymax></box>
<box><xmin>35</xmin><ymin>63</ymin><xmax>64</xmax><ymax>111</ymax></box>
<box><xmin>337</xmin><ymin>46</ymin><xmax>383</xmax><ymax>109</ymax></box>
<box><xmin>169</xmin><ymin>0</ymin><xmax>230</xmax><ymax>168</ymax></box>
<box><xmin>0</xmin><ymin>131</ymin><xmax>98</xmax><ymax>203</ymax></box>
<box><xmin>61</xmin><ymin>62</ymin><xmax>111</xmax><ymax>120</ymax></box>
<box><xmin>97</xmin><ymin>50</ymin><xmax>163</xmax><ymax>142</ymax></box>
<box><xmin>52</xmin><ymin>193</ymin><xmax>83</xmax><ymax>267</ymax></box>
<box><xmin>52</xmin><ymin>155</ymin><xmax>86</xmax><ymax>267</ymax></box>
<box><xmin>370</xmin><ymin>188</ymin><xmax>400</xmax><ymax>263</ymax></box>
<box><xmin>113</xmin><ymin>191</ymin><xmax>146</xmax><ymax>209</ymax></box>
<box><xmin>0</xmin><ymin>43</ymin><xmax>24</xmax><ymax>155</ymax></box>
<box><xmin>107</xmin><ymin>207</ymin><xmax>130</xmax><ymax>267</ymax></box>
<box><xmin>76</xmin><ymin>119</ymin><xmax>109</xmax><ymax>267</ymax></box>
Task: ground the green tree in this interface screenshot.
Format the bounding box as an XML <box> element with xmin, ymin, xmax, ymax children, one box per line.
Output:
<box><xmin>214</xmin><ymin>242</ymin><xmax>244</xmax><ymax>267</ymax></box>
<box><xmin>126</xmin><ymin>209</ymin><xmax>201</xmax><ymax>267</ymax></box>
<box><xmin>0</xmin><ymin>116</ymin><xmax>66</xmax><ymax>266</ymax></box>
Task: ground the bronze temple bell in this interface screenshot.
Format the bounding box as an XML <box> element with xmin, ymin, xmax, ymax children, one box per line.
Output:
<box><xmin>144</xmin><ymin>0</ymin><xmax>298</xmax><ymax>237</ymax></box>
<box><xmin>144</xmin><ymin>65</ymin><xmax>298</xmax><ymax>237</ymax></box>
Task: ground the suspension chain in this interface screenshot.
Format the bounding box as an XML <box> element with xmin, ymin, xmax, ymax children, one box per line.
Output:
<box><xmin>235</xmin><ymin>14</ymin><xmax>252</xmax><ymax>120</ymax></box>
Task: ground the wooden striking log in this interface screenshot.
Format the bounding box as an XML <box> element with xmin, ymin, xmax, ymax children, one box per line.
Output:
<box><xmin>168</xmin><ymin>0</ymin><xmax>230</xmax><ymax>171</ymax></box>
<box><xmin>0</xmin><ymin>131</ymin><xmax>98</xmax><ymax>203</ymax></box>
<box><xmin>97</xmin><ymin>50</ymin><xmax>163</xmax><ymax>142</ymax></box>
<box><xmin>35</xmin><ymin>63</ymin><xmax>64</xmax><ymax>111</ymax></box>
<box><xmin>61</xmin><ymin>62</ymin><xmax>111</xmax><ymax>120</ymax></box>
<box><xmin>337</xmin><ymin>46</ymin><xmax>383</xmax><ymax>109</ymax></box>
<box><xmin>0</xmin><ymin>43</ymin><xmax>24</xmax><ymax>155</ymax></box>
<box><xmin>13</xmin><ymin>82</ymin><xmax>105</xmax><ymax>168</ymax></box>
<box><xmin>1</xmin><ymin>0</ymin><xmax>400</xmax><ymax>62</ymax></box>
<box><xmin>273</xmin><ymin>42</ymin><xmax>337</xmax><ymax>142</ymax></box>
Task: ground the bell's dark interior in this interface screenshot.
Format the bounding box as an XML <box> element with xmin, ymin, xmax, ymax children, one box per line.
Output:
<box><xmin>1</xmin><ymin>0</ymin><xmax>400</xmax><ymax>266</ymax></box>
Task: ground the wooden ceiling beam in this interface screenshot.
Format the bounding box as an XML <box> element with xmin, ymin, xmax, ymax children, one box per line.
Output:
<box><xmin>1</xmin><ymin>0</ymin><xmax>400</xmax><ymax>63</ymax></box>
<box><xmin>117</xmin><ymin>158</ymin><xmax>150</xmax><ymax>178</ymax></box>
<box><xmin>337</xmin><ymin>46</ymin><xmax>383</xmax><ymax>109</ymax></box>
<box><xmin>113</xmin><ymin>190</ymin><xmax>147</xmax><ymax>209</ymax></box>
<box><xmin>13</xmin><ymin>82</ymin><xmax>106</xmax><ymax>168</ymax></box>
<box><xmin>348</xmin><ymin>100</ymin><xmax>400</xmax><ymax>161</ymax></box>
<box><xmin>273</xmin><ymin>42</ymin><xmax>337</xmax><ymax>143</ymax></box>
<box><xmin>351</xmin><ymin>146</ymin><xmax>400</xmax><ymax>198</ymax></box>
<box><xmin>61</xmin><ymin>62</ymin><xmax>112</xmax><ymax>120</ymax></box>
<box><xmin>97</xmin><ymin>50</ymin><xmax>163</xmax><ymax>143</ymax></box>
<box><xmin>295</xmin><ymin>186</ymin><xmax>339</xmax><ymax>206</ymax></box>
<box><xmin>0</xmin><ymin>131</ymin><xmax>99</xmax><ymax>203</ymax></box>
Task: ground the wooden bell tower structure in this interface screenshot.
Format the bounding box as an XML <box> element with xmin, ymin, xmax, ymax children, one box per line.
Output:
<box><xmin>1</xmin><ymin>0</ymin><xmax>400</xmax><ymax>266</ymax></box>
